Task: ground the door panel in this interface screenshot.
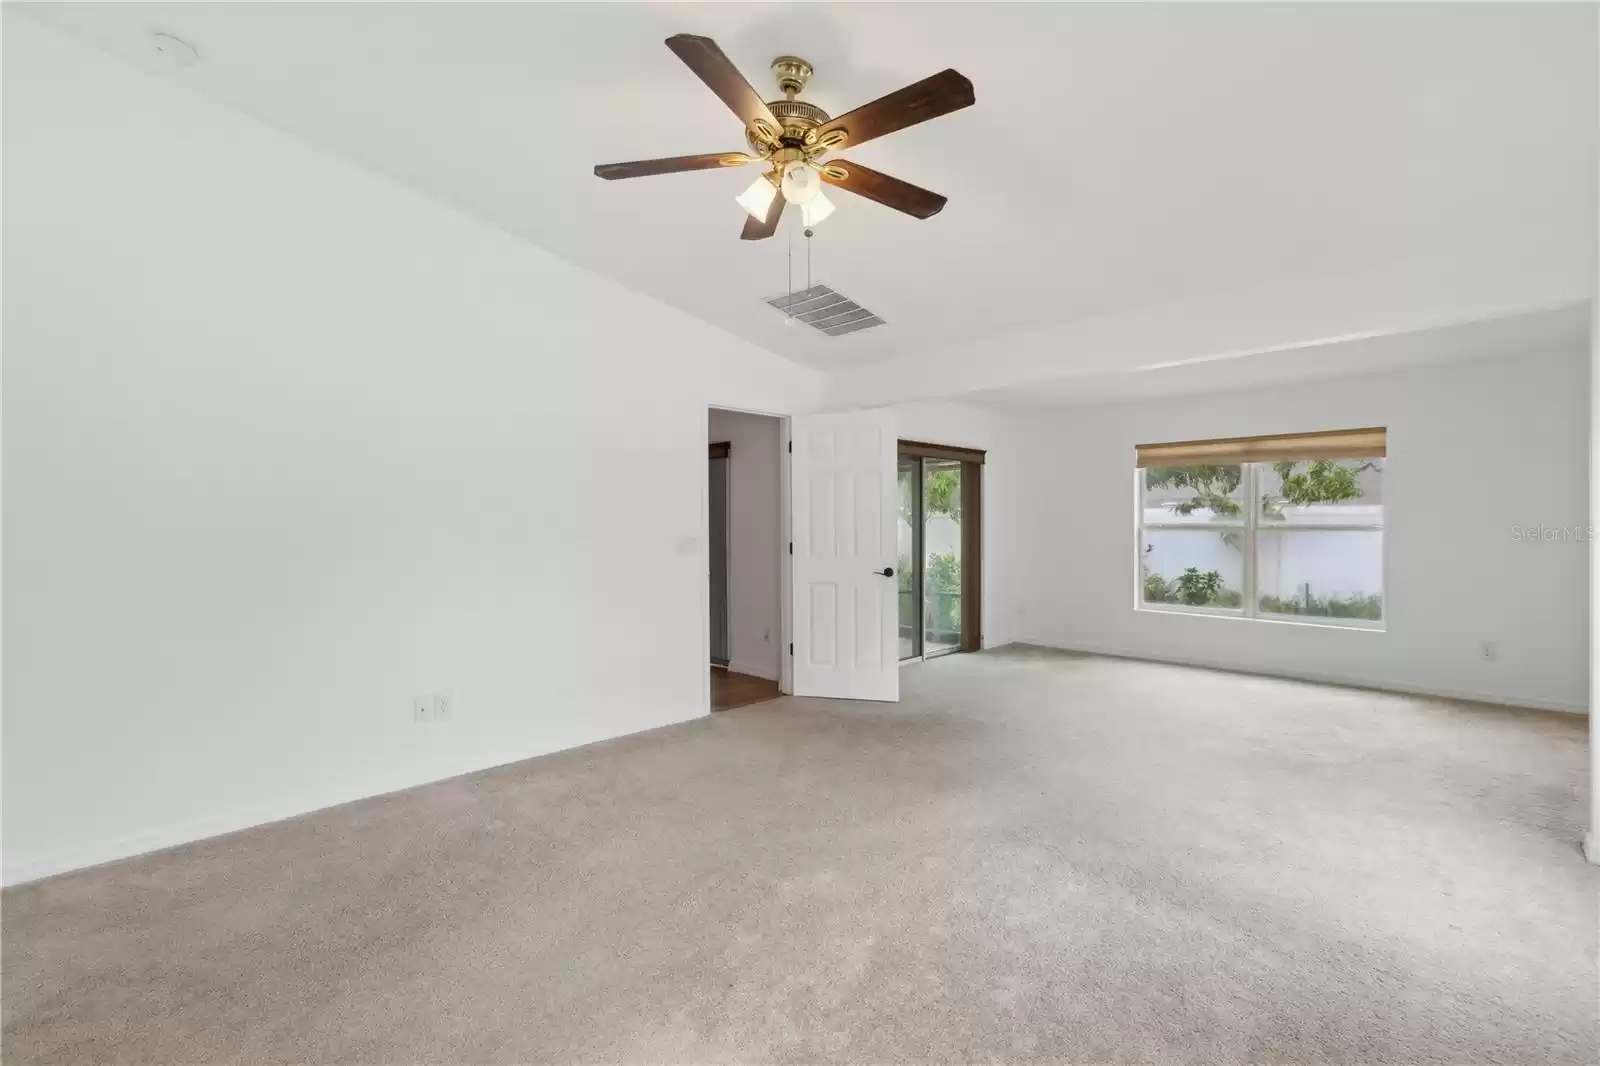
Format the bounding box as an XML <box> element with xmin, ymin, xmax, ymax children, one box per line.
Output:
<box><xmin>790</xmin><ymin>411</ymin><xmax>898</xmax><ymax>701</ymax></box>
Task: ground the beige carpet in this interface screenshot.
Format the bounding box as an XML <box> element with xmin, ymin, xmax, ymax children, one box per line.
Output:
<box><xmin>4</xmin><ymin>647</ymin><xmax>1595</xmax><ymax>1064</ymax></box>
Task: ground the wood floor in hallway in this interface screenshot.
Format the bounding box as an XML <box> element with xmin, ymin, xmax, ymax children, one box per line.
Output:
<box><xmin>710</xmin><ymin>666</ymin><xmax>781</xmax><ymax>712</ymax></box>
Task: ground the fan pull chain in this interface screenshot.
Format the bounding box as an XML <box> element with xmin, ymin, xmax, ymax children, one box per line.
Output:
<box><xmin>806</xmin><ymin>225</ymin><xmax>812</xmax><ymax>293</ymax></box>
<box><xmin>786</xmin><ymin>222</ymin><xmax>794</xmax><ymax>325</ymax></box>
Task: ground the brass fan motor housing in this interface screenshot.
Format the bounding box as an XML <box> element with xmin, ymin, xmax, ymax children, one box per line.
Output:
<box><xmin>745</xmin><ymin>56</ymin><xmax>839</xmax><ymax>163</ymax></box>
<box><xmin>748</xmin><ymin>98</ymin><xmax>830</xmax><ymax>157</ymax></box>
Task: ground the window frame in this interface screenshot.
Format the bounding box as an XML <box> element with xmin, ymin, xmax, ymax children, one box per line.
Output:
<box><xmin>1134</xmin><ymin>461</ymin><xmax>1385</xmax><ymax>631</ymax></box>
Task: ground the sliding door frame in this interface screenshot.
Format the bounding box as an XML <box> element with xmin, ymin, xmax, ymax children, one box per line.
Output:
<box><xmin>899</xmin><ymin>455</ymin><xmax>926</xmax><ymax>660</ymax></box>
<box><xmin>898</xmin><ymin>439</ymin><xmax>985</xmax><ymax>656</ymax></box>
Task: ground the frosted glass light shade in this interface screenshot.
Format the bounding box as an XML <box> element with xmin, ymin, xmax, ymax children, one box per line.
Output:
<box><xmin>801</xmin><ymin>190</ymin><xmax>835</xmax><ymax>227</ymax></box>
<box><xmin>736</xmin><ymin>175</ymin><xmax>777</xmax><ymax>220</ymax></box>
<box><xmin>780</xmin><ymin>162</ymin><xmax>820</xmax><ymax>205</ymax></box>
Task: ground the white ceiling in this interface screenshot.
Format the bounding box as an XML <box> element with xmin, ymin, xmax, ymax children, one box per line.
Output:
<box><xmin>19</xmin><ymin>3</ymin><xmax>1598</xmax><ymax>373</ymax></box>
<box><xmin>959</xmin><ymin>304</ymin><xmax>1593</xmax><ymax>409</ymax></box>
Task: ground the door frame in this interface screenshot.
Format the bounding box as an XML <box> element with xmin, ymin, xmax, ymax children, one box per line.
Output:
<box><xmin>898</xmin><ymin>439</ymin><xmax>985</xmax><ymax>658</ymax></box>
<box><xmin>702</xmin><ymin>406</ymin><xmax>792</xmax><ymax>715</ymax></box>
<box><xmin>708</xmin><ymin>442</ymin><xmax>731</xmax><ymax>667</ymax></box>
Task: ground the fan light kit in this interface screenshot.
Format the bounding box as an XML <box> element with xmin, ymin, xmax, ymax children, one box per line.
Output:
<box><xmin>595</xmin><ymin>36</ymin><xmax>974</xmax><ymax>240</ymax></box>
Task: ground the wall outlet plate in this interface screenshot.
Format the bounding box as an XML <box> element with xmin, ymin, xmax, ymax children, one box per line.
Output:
<box><xmin>433</xmin><ymin>694</ymin><xmax>451</xmax><ymax>720</ymax></box>
<box><xmin>413</xmin><ymin>696</ymin><xmax>433</xmax><ymax>723</ymax></box>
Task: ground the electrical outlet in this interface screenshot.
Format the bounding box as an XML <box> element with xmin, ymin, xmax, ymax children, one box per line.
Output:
<box><xmin>413</xmin><ymin>696</ymin><xmax>433</xmax><ymax>723</ymax></box>
<box><xmin>433</xmin><ymin>694</ymin><xmax>451</xmax><ymax>721</ymax></box>
<box><xmin>1481</xmin><ymin>641</ymin><xmax>1498</xmax><ymax>662</ymax></box>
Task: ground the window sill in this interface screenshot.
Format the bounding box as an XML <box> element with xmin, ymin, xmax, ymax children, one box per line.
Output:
<box><xmin>1135</xmin><ymin>604</ymin><xmax>1384</xmax><ymax>632</ymax></box>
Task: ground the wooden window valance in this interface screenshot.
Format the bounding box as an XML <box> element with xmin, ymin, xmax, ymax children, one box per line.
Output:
<box><xmin>1135</xmin><ymin>427</ymin><xmax>1386</xmax><ymax>468</ymax></box>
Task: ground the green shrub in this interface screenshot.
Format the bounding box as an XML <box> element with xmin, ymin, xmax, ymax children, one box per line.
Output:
<box><xmin>1211</xmin><ymin>586</ymin><xmax>1243</xmax><ymax>608</ymax></box>
<box><xmin>1143</xmin><ymin>570</ymin><xmax>1173</xmax><ymax>603</ymax></box>
<box><xmin>1259</xmin><ymin>591</ymin><xmax>1382</xmax><ymax>620</ymax></box>
<box><xmin>926</xmin><ymin>552</ymin><xmax>961</xmax><ymax>592</ymax></box>
<box><xmin>1144</xmin><ymin>567</ymin><xmax>1238</xmax><ymax>608</ymax></box>
<box><xmin>1174</xmin><ymin>567</ymin><xmax>1223</xmax><ymax>606</ymax></box>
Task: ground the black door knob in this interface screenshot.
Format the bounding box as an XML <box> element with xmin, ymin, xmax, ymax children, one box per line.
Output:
<box><xmin>876</xmin><ymin>567</ymin><xmax>895</xmax><ymax>578</ymax></box>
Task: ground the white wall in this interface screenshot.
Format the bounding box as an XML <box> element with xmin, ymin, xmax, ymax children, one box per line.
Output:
<box><xmin>0</xmin><ymin>19</ymin><xmax>820</xmax><ymax>884</ymax></box>
<box><xmin>708</xmin><ymin>409</ymin><xmax>782</xmax><ymax>681</ymax></box>
<box><xmin>987</xmin><ymin>347</ymin><xmax>1591</xmax><ymax>711</ymax></box>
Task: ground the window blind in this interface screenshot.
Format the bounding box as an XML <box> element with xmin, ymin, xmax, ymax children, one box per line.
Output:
<box><xmin>1135</xmin><ymin>427</ymin><xmax>1386</xmax><ymax>468</ymax></box>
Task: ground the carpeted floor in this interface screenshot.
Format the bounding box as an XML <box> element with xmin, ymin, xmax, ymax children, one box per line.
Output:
<box><xmin>4</xmin><ymin>647</ymin><xmax>1595</xmax><ymax>1064</ymax></box>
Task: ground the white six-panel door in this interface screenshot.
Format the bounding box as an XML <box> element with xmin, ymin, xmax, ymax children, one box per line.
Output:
<box><xmin>789</xmin><ymin>411</ymin><xmax>899</xmax><ymax>702</ymax></box>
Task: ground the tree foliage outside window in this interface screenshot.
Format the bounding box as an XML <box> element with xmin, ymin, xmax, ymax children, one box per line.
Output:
<box><xmin>903</xmin><ymin>467</ymin><xmax>962</xmax><ymax>525</ymax></box>
<box><xmin>900</xmin><ymin>460</ymin><xmax>966</xmax><ymax>645</ymax></box>
<box><xmin>1144</xmin><ymin>465</ymin><xmax>1242</xmax><ymax>517</ymax></box>
<box><xmin>1263</xmin><ymin>459</ymin><xmax>1376</xmax><ymax>517</ymax></box>
<box><xmin>924</xmin><ymin>468</ymin><xmax>961</xmax><ymax>523</ymax></box>
<box><xmin>1147</xmin><ymin>459</ymin><xmax>1376</xmax><ymax>520</ymax></box>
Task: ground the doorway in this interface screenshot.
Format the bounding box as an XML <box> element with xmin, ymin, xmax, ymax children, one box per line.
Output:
<box><xmin>709</xmin><ymin>441</ymin><xmax>730</xmax><ymax>667</ymax></box>
<box><xmin>708</xmin><ymin>409</ymin><xmax>785</xmax><ymax>711</ymax></box>
<box><xmin>897</xmin><ymin>440</ymin><xmax>984</xmax><ymax>660</ymax></box>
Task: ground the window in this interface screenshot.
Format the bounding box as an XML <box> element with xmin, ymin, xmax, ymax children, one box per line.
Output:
<box><xmin>1136</xmin><ymin>429</ymin><xmax>1385</xmax><ymax>628</ymax></box>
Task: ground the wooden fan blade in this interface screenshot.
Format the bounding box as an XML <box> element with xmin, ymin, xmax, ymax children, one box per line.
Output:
<box><xmin>665</xmin><ymin>34</ymin><xmax>778</xmax><ymax>133</ymax></box>
<box><xmin>811</xmin><ymin>69</ymin><xmax>974</xmax><ymax>150</ymax></box>
<box><xmin>594</xmin><ymin>153</ymin><xmax>752</xmax><ymax>180</ymax></box>
<box><xmin>820</xmin><ymin>160</ymin><xmax>947</xmax><ymax>219</ymax></box>
<box><xmin>740</xmin><ymin>187</ymin><xmax>787</xmax><ymax>240</ymax></box>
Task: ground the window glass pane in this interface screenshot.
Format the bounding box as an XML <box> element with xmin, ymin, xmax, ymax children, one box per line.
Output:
<box><xmin>897</xmin><ymin>458</ymin><xmax>918</xmax><ymax>660</ymax></box>
<box><xmin>923</xmin><ymin>459</ymin><xmax>963</xmax><ymax>657</ymax></box>
<box><xmin>1257</xmin><ymin>458</ymin><xmax>1384</xmax><ymax>525</ymax></box>
<box><xmin>1143</xmin><ymin>465</ymin><xmax>1244</xmax><ymax>524</ymax></box>
<box><xmin>1256</xmin><ymin>529</ymin><xmax>1383</xmax><ymax>620</ymax></box>
<box><xmin>1141</xmin><ymin>529</ymin><xmax>1244</xmax><ymax>608</ymax></box>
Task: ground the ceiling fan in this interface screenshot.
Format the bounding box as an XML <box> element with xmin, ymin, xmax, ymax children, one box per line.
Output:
<box><xmin>594</xmin><ymin>35</ymin><xmax>974</xmax><ymax>240</ymax></box>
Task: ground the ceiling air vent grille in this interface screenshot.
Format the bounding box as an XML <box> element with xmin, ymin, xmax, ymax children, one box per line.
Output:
<box><xmin>764</xmin><ymin>284</ymin><xmax>886</xmax><ymax>337</ymax></box>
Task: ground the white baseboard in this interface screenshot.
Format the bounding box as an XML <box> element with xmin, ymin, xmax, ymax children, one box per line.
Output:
<box><xmin>727</xmin><ymin>659</ymin><xmax>779</xmax><ymax>682</ymax></box>
<box><xmin>998</xmin><ymin>639</ymin><xmax>1588</xmax><ymax>715</ymax></box>
<box><xmin>1</xmin><ymin>708</ymin><xmax>706</xmax><ymax>887</ymax></box>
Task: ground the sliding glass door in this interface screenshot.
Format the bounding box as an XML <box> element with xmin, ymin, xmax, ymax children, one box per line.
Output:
<box><xmin>898</xmin><ymin>445</ymin><xmax>981</xmax><ymax>660</ymax></box>
<box><xmin>922</xmin><ymin>458</ymin><xmax>963</xmax><ymax>656</ymax></box>
<box><xmin>897</xmin><ymin>457</ymin><xmax>921</xmax><ymax>659</ymax></box>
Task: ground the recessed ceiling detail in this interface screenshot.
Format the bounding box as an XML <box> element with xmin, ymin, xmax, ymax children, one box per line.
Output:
<box><xmin>765</xmin><ymin>285</ymin><xmax>885</xmax><ymax>337</ymax></box>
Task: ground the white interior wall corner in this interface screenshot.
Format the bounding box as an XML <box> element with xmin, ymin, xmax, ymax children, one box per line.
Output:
<box><xmin>0</xmin><ymin>18</ymin><xmax>820</xmax><ymax>885</ymax></box>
